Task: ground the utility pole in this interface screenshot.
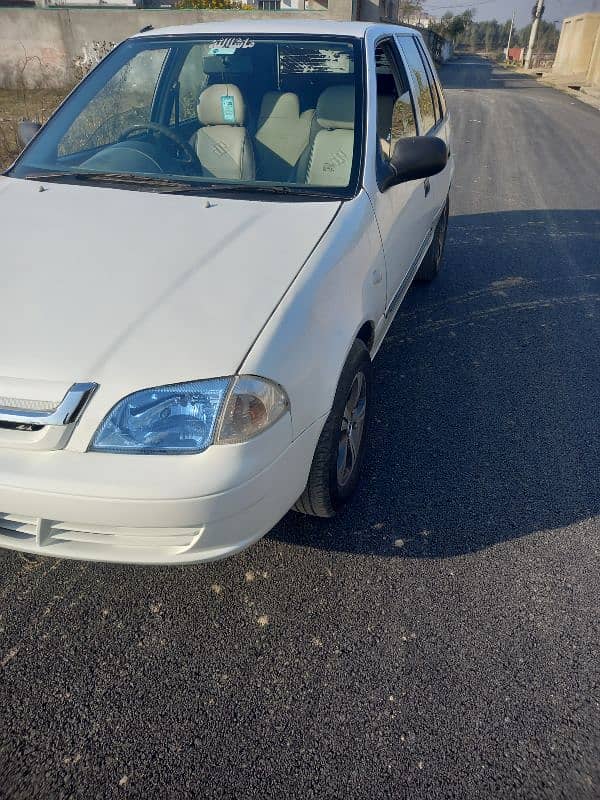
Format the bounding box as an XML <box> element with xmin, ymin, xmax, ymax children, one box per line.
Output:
<box><xmin>505</xmin><ymin>9</ymin><xmax>515</xmax><ymax>59</ymax></box>
<box><xmin>525</xmin><ymin>0</ymin><xmax>545</xmax><ymax>69</ymax></box>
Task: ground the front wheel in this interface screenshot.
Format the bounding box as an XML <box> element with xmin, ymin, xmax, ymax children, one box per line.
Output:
<box><xmin>415</xmin><ymin>196</ymin><xmax>449</xmax><ymax>282</ymax></box>
<box><xmin>294</xmin><ymin>339</ymin><xmax>372</xmax><ymax>518</ymax></box>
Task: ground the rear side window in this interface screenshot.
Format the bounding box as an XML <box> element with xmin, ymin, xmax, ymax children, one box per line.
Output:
<box><xmin>416</xmin><ymin>38</ymin><xmax>446</xmax><ymax>119</ymax></box>
<box><xmin>396</xmin><ymin>35</ymin><xmax>437</xmax><ymax>134</ymax></box>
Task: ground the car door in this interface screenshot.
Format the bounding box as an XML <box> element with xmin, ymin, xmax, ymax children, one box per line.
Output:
<box><xmin>415</xmin><ymin>36</ymin><xmax>453</xmax><ymax>226</ymax></box>
<box><xmin>396</xmin><ymin>33</ymin><xmax>449</xmax><ymax>233</ymax></box>
<box><xmin>369</xmin><ymin>37</ymin><xmax>432</xmax><ymax>313</ymax></box>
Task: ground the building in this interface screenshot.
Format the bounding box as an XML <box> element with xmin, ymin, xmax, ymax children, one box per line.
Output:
<box><xmin>399</xmin><ymin>10</ymin><xmax>436</xmax><ymax>28</ymax></box>
<box><xmin>551</xmin><ymin>12</ymin><xmax>600</xmax><ymax>88</ymax></box>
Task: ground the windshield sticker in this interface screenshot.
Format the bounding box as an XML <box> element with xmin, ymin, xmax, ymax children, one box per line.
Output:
<box><xmin>209</xmin><ymin>38</ymin><xmax>255</xmax><ymax>55</ymax></box>
<box><xmin>279</xmin><ymin>44</ymin><xmax>354</xmax><ymax>75</ymax></box>
<box><xmin>221</xmin><ymin>95</ymin><xmax>236</xmax><ymax>123</ymax></box>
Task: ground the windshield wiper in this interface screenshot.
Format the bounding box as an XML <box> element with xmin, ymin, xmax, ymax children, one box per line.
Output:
<box><xmin>24</xmin><ymin>171</ymin><xmax>197</xmax><ymax>192</ymax></box>
<box><xmin>24</xmin><ymin>172</ymin><xmax>342</xmax><ymax>199</ymax></box>
<box><xmin>196</xmin><ymin>182</ymin><xmax>342</xmax><ymax>199</ymax></box>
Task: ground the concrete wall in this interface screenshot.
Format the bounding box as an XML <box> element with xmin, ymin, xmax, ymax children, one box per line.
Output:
<box><xmin>0</xmin><ymin>4</ymin><xmax>452</xmax><ymax>89</ymax></box>
<box><xmin>0</xmin><ymin>4</ymin><xmax>350</xmax><ymax>88</ymax></box>
<box><xmin>586</xmin><ymin>19</ymin><xmax>600</xmax><ymax>87</ymax></box>
<box><xmin>552</xmin><ymin>12</ymin><xmax>600</xmax><ymax>79</ymax></box>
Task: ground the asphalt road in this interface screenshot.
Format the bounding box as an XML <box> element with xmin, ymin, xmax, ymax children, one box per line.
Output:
<box><xmin>1</xmin><ymin>56</ymin><xmax>600</xmax><ymax>800</ymax></box>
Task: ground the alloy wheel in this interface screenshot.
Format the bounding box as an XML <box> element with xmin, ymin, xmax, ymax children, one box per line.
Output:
<box><xmin>336</xmin><ymin>371</ymin><xmax>367</xmax><ymax>488</ymax></box>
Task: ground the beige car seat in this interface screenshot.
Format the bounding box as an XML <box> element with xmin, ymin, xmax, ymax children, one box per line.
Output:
<box><xmin>254</xmin><ymin>92</ymin><xmax>314</xmax><ymax>182</ymax></box>
<box><xmin>377</xmin><ymin>91</ymin><xmax>417</xmax><ymax>161</ymax></box>
<box><xmin>377</xmin><ymin>93</ymin><xmax>395</xmax><ymax>160</ymax></box>
<box><xmin>194</xmin><ymin>83</ymin><xmax>255</xmax><ymax>181</ymax></box>
<box><xmin>304</xmin><ymin>86</ymin><xmax>355</xmax><ymax>188</ymax></box>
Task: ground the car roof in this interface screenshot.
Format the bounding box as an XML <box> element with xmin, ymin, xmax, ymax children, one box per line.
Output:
<box><xmin>133</xmin><ymin>19</ymin><xmax>417</xmax><ymax>40</ymax></box>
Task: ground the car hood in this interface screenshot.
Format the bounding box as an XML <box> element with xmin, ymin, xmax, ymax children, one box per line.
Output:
<box><xmin>0</xmin><ymin>178</ymin><xmax>340</xmax><ymax>398</ymax></box>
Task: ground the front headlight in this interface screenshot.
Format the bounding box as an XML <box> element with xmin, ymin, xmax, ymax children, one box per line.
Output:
<box><xmin>90</xmin><ymin>376</ymin><xmax>289</xmax><ymax>455</ymax></box>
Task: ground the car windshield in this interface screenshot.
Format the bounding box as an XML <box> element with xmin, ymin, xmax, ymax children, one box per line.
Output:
<box><xmin>9</xmin><ymin>34</ymin><xmax>364</xmax><ymax>198</ymax></box>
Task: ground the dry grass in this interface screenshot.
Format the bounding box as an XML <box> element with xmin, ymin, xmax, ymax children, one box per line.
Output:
<box><xmin>0</xmin><ymin>88</ymin><xmax>67</xmax><ymax>170</ymax></box>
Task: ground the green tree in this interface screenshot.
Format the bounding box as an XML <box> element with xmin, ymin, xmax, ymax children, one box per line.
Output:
<box><xmin>397</xmin><ymin>0</ymin><xmax>423</xmax><ymax>21</ymax></box>
<box><xmin>456</xmin><ymin>15</ymin><xmax>559</xmax><ymax>54</ymax></box>
<box><xmin>431</xmin><ymin>9</ymin><xmax>475</xmax><ymax>45</ymax></box>
<box><xmin>447</xmin><ymin>14</ymin><xmax>468</xmax><ymax>40</ymax></box>
<box><xmin>517</xmin><ymin>20</ymin><xmax>559</xmax><ymax>53</ymax></box>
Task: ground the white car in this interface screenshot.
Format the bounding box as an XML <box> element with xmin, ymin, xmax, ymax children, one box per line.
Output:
<box><xmin>0</xmin><ymin>21</ymin><xmax>453</xmax><ymax>564</ymax></box>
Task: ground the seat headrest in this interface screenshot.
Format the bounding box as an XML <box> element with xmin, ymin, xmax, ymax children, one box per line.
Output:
<box><xmin>316</xmin><ymin>86</ymin><xmax>355</xmax><ymax>130</ymax></box>
<box><xmin>197</xmin><ymin>84</ymin><xmax>246</xmax><ymax>127</ymax></box>
<box><xmin>258</xmin><ymin>92</ymin><xmax>300</xmax><ymax>124</ymax></box>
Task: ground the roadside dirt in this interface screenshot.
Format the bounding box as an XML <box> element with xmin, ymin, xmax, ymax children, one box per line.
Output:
<box><xmin>0</xmin><ymin>88</ymin><xmax>66</xmax><ymax>170</ymax></box>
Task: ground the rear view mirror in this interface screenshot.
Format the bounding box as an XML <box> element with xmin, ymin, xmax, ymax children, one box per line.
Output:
<box><xmin>381</xmin><ymin>136</ymin><xmax>448</xmax><ymax>191</ymax></box>
<box><xmin>18</xmin><ymin>120</ymin><xmax>42</xmax><ymax>149</ymax></box>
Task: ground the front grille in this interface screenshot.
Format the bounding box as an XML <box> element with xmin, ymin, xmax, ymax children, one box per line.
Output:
<box><xmin>0</xmin><ymin>396</ymin><xmax>58</xmax><ymax>412</ymax></box>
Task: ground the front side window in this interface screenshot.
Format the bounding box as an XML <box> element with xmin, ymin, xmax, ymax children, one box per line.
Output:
<box><xmin>10</xmin><ymin>35</ymin><xmax>364</xmax><ymax>198</ymax></box>
<box><xmin>396</xmin><ymin>35</ymin><xmax>437</xmax><ymax>134</ymax></box>
<box><xmin>374</xmin><ymin>40</ymin><xmax>417</xmax><ymax>163</ymax></box>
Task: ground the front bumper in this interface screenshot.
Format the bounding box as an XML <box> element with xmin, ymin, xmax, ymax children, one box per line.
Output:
<box><xmin>0</xmin><ymin>417</ymin><xmax>324</xmax><ymax>565</ymax></box>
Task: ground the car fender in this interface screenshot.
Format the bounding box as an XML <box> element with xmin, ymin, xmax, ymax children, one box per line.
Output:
<box><xmin>240</xmin><ymin>190</ymin><xmax>386</xmax><ymax>440</ymax></box>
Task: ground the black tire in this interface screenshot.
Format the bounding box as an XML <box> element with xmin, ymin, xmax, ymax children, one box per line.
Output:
<box><xmin>294</xmin><ymin>339</ymin><xmax>372</xmax><ymax>518</ymax></box>
<box><xmin>415</xmin><ymin>196</ymin><xmax>450</xmax><ymax>282</ymax></box>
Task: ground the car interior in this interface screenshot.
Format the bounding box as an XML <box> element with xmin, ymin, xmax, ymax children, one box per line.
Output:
<box><xmin>183</xmin><ymin>46</ymin><xmax>358</xmax><ymax>186</ymax></box>
<box><xmin>78</xmin><ymin>42</ymin><xmax>360</xmax><ymax>188</ymax></box>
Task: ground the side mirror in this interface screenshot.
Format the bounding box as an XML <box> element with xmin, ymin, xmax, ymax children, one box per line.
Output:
<box><xmin>18</xmin><ymin>120</ymin><xmax>42</xmax><ymax>148</ymax></box>
<box><xmin>381</xmin><ymin>136</ymin><xmax>448</xmax><ymax>191</ymax></box>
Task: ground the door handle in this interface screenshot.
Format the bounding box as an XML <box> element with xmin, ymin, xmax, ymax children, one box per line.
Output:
<box><xmin>424</xmin><ymin>178</ymin><xmax>431</xmax><ymax>197</ymax></box>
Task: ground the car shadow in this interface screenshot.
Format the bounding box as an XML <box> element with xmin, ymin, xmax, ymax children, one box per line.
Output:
<box><xmin>439</xmin><ymin>54</ymin><xmax>550</xmax><ymax>91</ymax></box>
<box><xmin>270</xmin><ymin>208</ymin><xmax>600</xmax><ymax>559</ymax></box>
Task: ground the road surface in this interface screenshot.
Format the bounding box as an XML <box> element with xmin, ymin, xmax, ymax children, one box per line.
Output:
<box><xmin>1</xmin><ymin>56</ymin><xmax>599</xmax><ymax>800</ymax></box>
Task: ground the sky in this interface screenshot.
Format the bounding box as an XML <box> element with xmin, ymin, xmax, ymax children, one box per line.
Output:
<box><xmin>422</xmin><ymin>0</ymin><xmax>599</xmax><ymax>27</ymax></box>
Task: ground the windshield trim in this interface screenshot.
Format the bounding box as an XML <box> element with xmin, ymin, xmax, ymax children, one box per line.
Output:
<box><xmin>7</xmin><ymin>33</ymin><xmax>366</xmax><ymax>201</ymax></box>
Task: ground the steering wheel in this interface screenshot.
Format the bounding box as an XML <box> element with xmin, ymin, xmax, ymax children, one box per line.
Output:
<box><xmin>118</xmin><ymin>122</ymin><xmax>200</xmax><ymax>169</ymax></box>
